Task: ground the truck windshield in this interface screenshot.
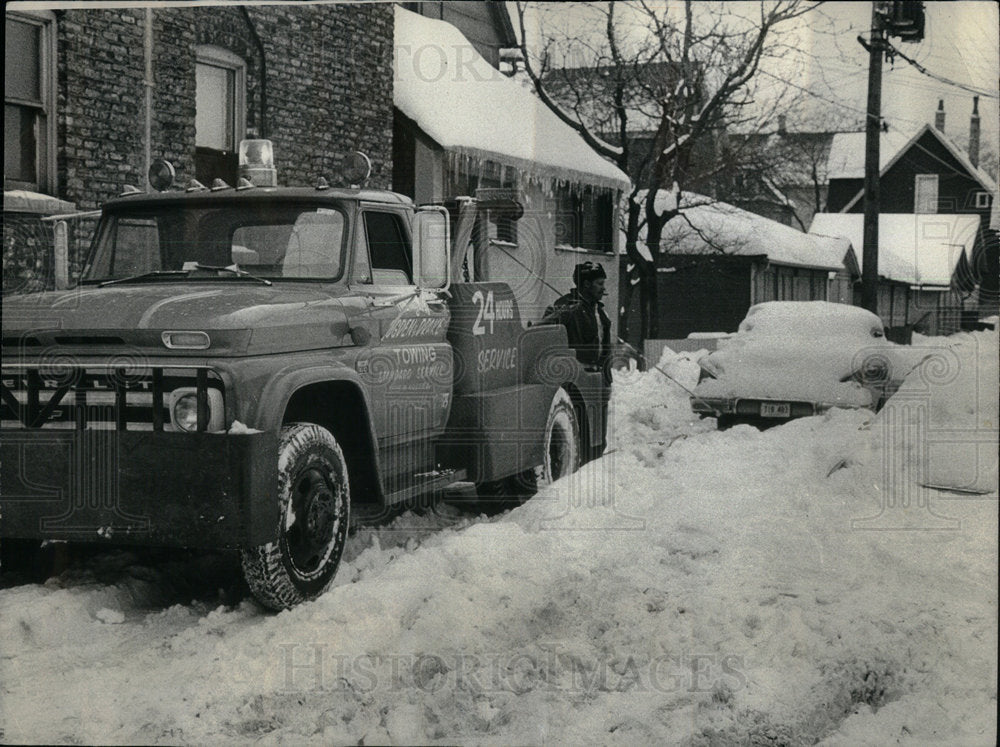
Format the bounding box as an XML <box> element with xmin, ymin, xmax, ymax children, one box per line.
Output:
<box><xmin>83</xmin><ymin>203</ymin><xmax>346</xmax><ymax>282</ymax></box>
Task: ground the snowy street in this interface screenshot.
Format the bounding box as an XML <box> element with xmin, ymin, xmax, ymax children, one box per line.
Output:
<box><xmin>1</xmin><ymin>330</ymin><xmax>996</xmax><ymax>745</ymax></box>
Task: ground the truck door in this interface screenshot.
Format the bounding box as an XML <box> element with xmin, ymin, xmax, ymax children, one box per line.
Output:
<box><xmin>351</xmin><ymin>207</ymin><xmax>452</xmax><ymax>460</ymax></box>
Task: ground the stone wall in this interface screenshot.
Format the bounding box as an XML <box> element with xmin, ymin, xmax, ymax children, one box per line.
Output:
<box><xmin>54</xmin><ymin>3</ymin><xmax>393</xmax><ymax>208</ymax></box>
<box><xmin>4</xmin><ymin>4</ymin><xmax>393</xmax><ymax>292</ymax></box>
<box><xmin>57</xmin><ymin>8</ymin><xmax>147</xmax><ymax>210</ymax></box>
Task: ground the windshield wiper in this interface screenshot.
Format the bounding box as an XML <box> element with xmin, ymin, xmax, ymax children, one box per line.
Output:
<box><xmin>190</xmin><ymin>263</ymin><xmax>273</xmax><ymax>286</ymax></box>
<box><xmin>98</xmin><ymin>270</ymin><xmax>190</xmax><ymax>287</ymax></box>
<box><xmin>97</xmin><ymin>264</ymin><xmax>273</xmax><ymax>288</ymax></box>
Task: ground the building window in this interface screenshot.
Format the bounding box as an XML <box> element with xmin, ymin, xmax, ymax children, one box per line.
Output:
<box><xmin>974</xmin><ymin>191</ymin><xmax>991</xmax><ymax>209</ymax></box>
<box><xmin>5</xmin><ymin>11</ymin><xmax>56</xmax><ymax>193</ymax></box>
<box><xmin>914</xmin><ymin>174</ymin><xmax>939</xmax><ymax>214</ymax></box>
<box><xmin>554</xmin><ymin>186</ymin><xmax>614</xmax><ymax>252</ymax></box>
<box><xmin>195</xmin><ymin>46</ymin><xmax>246</xmax><ymax>185</ymax></box>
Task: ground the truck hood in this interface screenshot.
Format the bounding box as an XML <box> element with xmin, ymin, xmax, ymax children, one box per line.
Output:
<box><xmin>2</xmin><ymin>283</ymin><xmax>357</xmax><ymax>355</ymax></box>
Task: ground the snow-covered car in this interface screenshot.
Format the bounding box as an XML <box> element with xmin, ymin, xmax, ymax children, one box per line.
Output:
<box><xmin>691</xmin><ymin>301</ymin><xmax>911</xmax><ymax>427</ymax></box>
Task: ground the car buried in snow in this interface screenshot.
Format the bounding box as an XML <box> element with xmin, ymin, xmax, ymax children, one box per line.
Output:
<box><xmin>690</xmin><ymin>301</ymin><xmax>916</xmax><ymax>428</ymax></box>
<box><xmin>0</xmin><ymin>142</ymin><xmax>609</xmax><ymax>609</ymax></box>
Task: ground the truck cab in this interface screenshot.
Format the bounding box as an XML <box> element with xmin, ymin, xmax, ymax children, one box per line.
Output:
<box><xmin>1</xmin><ymin>144</ymin><xmax>608</xmax><ymax>608</ymax></box>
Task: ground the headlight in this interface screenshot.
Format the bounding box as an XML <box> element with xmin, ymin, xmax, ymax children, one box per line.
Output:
<box><xmin>168</xmin><ymin>387</ymin><xmax>224</xmax><ymax>432</ymax></box>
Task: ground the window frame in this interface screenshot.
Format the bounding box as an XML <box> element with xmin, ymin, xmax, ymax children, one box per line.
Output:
<box><xmin>357</xmin><ymin>207</ymin><xmax>415</xmax><ymax>289</ymax></box>
<box><xmin>974</xmin><ymin>191</ymin><xmax>990</xmax><ymax>209</ymax></box>
<box><xmin>4</xmin><ymin>9</ymin><xmax>56</xmax><ymax>193</ymax></box>
<box><xmin>194</xmin><ymin>45</ymin><xmax>246</xmax><ymax>180</ymax></box>
<box><xmin>914</xmin><ymin>174</ymin><xmax>939</xmax><ymax>214</ymax></box>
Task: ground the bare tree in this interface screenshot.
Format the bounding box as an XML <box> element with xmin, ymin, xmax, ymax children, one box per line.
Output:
<box><xmin>515</xmin><ymin>0</ymin><xmax>816</xmax><ymax>343</ymax></box>
<box><xmin>727</xmin><ymin>108</ymin><xmax>863</xmax><ymax>231</ymax></box>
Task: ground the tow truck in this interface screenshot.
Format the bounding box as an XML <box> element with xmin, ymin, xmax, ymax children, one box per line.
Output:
<box><xmin>0</xmin><ymin>142</ymin><xmax>608</xmax><ymax>609</ymax></box>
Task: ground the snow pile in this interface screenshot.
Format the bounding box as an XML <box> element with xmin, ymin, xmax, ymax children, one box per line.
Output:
<box><xmin>695</xmin><ymin>301</ymin><xmax>912</xmax><ymax>407</ymax></box>
<box><xmin>874</xmin><ymin>328</ymin><xmax>998</xmax><ymax>495</ymax></box>
<box><xmin>608</xmin><ymin>345</ymin><xmax>716</xmax><ymax>466</ymax></box>
<box><xmin>393</xmin><ymin>7</ymin><xmax>630</xmax><ymax>191</ymax></box>
<box><xmin>1</xmin><ymin>344</ymin><xmax>995</xmax><ymax>744</ymax></box>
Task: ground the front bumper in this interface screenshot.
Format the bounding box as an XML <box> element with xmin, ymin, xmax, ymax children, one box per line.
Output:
<box><xmin>1</xmin><ymin>429</ymin><xmax>278</xmax><ymax>548</ymax></box>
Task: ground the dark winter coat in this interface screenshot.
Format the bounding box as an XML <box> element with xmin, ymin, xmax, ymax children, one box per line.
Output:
<box><xmin>542</xmin><ymin>289</ymin><xmax>612</xmax><ymax>375</ymax></box>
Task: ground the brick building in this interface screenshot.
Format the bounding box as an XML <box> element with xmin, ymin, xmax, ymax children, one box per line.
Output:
<box><xmin>4</xmin><ymin>3</ymin><xmax>393</xmax><ymax>292</ymax></box>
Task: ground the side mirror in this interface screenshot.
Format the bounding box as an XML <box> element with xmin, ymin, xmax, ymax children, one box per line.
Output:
<box><xmin>412</xmin><ymin>206</ymin><xmax>450</xmax><ymax>291</ymax></box>
<box><xmin>54</xmin><ymin>220</ymin><xmax>70</xmax><ymax>290</ymax></box>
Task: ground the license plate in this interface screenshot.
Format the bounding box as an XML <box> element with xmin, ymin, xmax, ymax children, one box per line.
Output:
<box><xmin>760</xmin><ymin>402</ymin><xmax>791</xmax><ymax>418</ymax></box>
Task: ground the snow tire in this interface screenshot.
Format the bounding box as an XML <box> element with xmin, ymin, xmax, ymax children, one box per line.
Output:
<box><xmin>241</xmin><ymin>423</ymin><xmax>350</xmax><ymax>610</ymax></box>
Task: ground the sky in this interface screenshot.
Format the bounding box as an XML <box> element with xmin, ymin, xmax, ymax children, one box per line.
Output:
<box><xmin>790</xmin><ymin>2</ymin><xmax>998</xmax><ymax>159</ymax></box>
<box><xmin>516</xmin><ymin>1</ymin><xmax>999</xmax><ymax>175</ymax></box>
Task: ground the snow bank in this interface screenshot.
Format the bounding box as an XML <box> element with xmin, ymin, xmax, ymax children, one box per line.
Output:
<box><xmin>1</xmin><ymin>344</ymin><xmax>995</xmax><ymax>745</ymax></box>
<box><xmin>875</xmin><ymin>328</ymin><xmax>998</xmax><ymax>495</ymax></box>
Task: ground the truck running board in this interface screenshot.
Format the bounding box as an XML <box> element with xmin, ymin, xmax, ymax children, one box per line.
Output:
<box><xmin>354</xmin><ymin>468</ymin><xmax>468</xmax><ymax>519</ymax></box>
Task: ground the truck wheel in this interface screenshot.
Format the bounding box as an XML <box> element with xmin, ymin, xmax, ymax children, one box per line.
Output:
<box><xmin>241</xmin><ymin>423</ymin><xmax>349</xmax><ymax>610</ymax></box>
<box><xmin>539</xmin><ymin>387</ymin><xmax>581</xmax><ymax>485</ymax></box>
<box><xmin>475</xmin><ymin>387</ymin><xmax>580</xmax><ymax>509</ymax></box>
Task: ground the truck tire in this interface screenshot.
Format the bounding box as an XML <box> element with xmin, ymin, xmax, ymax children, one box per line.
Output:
<box><xmin>476</xmin><ymin>387</ymin><xmax>581</xmax><ymax>509</ymax></box>
<box><xmin>241</xmin><ymin>423</ymin><xmax>350</xmax><ymax>610</ymax></box>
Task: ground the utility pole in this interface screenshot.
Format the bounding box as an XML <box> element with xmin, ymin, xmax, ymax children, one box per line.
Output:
<box><xmin>860</xmin><ymin>4</ymin><xmax>886</xmax><ymax>314</ymax></box>
<box><xmin>859</xmin><ymin>1</ymin><xmax>925</xmax><ymax>315</ymax></box>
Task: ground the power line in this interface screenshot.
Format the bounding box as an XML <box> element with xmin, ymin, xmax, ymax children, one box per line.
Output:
<box><xmin>885</xmin><ymin>40</ymin><xmax>999</xmax><ymax>100</ymax></box>
<box><xmin>758</xmin><ymin>66</ymin><xmax>995</xmax><ymax>140</ymax></box>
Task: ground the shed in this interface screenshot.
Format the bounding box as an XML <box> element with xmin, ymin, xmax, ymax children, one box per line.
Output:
<box><xmin>621</xmin><ymin>196</ymin><xmax>856</xmax><ymax>341</ymax></box>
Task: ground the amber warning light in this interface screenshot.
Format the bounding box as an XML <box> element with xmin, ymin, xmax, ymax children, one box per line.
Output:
<box><xmin>240</xmin><ymin>139</ymin><xmax>277</xmax><ymax>187</ymax></box>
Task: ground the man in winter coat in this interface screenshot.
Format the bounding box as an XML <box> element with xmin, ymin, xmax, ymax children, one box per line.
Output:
<box><xmin>542</xmin><ymin>261</ymin><xmax>613</xmax><ymax>382</ymax></box>
<box><xmin>542</xmin><ymin>262</ymin><xmax>613</xmax><ymax>459</ymax></box>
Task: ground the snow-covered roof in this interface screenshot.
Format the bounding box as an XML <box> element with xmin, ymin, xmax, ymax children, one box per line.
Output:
<box><xmin>3</xmin><ymin>190</ymin><xmax>76</xmax><ymax>215</ymax></box>
<box><xmin>393</xmin><ymin>7</ymin><xmax>630</xmax><ymax>192</ymax></box>
<box><xmin>828</xmin><ymin>125</ymin><xmax>998</xmax><ymax>196</ymax></box>
<box><xmin>636</xmin><ymin>192</ymin><xmax>853</xmax><ymax>272</ymax></box>
<box><xmin>826</xmin><ymin>130</ymin><xmax>912</xmax><ymax>180</ymax></box>
<box><xmin>808</xmin><ymin>213</ymin><xmax>980</xmax><ymax>287</ymax></box>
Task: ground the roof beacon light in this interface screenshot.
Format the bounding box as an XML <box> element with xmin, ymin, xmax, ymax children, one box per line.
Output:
<box><xmin>148</xmin><ymin>158</ymin><xmax>176</xmax><ymax>192</ymax></box>
<box><xmin>239</xmin><ymin>139</ymin><xmax>277</xmax><ymax>187</ymax></box>
<box><xmin>343</xmin><ymin>151</ymin><xmax>372</xmax><ymax>188</ymax></box>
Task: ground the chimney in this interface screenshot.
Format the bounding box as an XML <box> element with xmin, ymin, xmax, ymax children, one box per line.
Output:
<box><xmin>969</xmin><ymin>96</ymin><xmax>981</xmax><ymax>168</ymax></box>
<box><xmin>777</xmin><ymin>114</ymin><xmax>787</xmax><ymax>136</ymax></box>
<box><xmin>934</xmin><ymin>99</ymin><xmax>945</xmax><ymax>132</ymax></box>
